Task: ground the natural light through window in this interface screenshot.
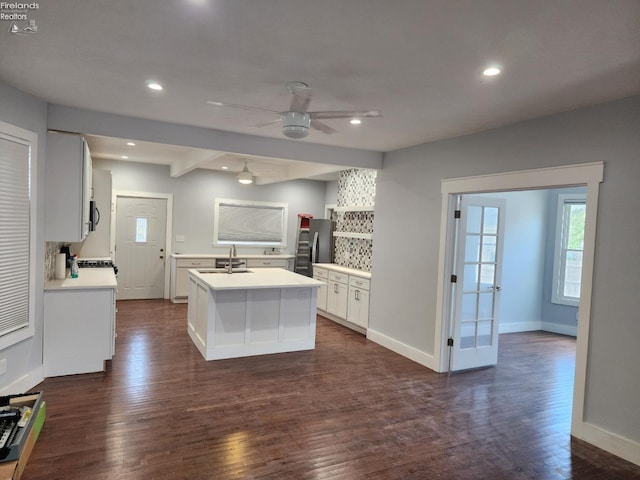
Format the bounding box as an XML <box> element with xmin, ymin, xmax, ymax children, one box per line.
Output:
<box><xmin>552</xmin><ymin>194</ymin><xmax>586</xmax><ymax>306</ymax></box>
<box><xmin>136</xmin><ymin>217</ymin><xmax>148</xmax><ymax>243</ymax></box>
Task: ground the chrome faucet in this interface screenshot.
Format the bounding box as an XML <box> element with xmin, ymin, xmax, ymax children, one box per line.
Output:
<box><xmin>227</xmin><ymin>244</ymin><xmax>237</xmax><ymax>274</ymax></box>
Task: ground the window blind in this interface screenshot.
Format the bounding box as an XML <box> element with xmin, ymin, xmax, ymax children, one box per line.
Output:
<box><xmin>214</xmin><ymin>199</ymin><xmax>287</xmax><ymax>246</ymax></box>
<box><xmin>0</xmin><ymin>135</ymin><xmax>31</xmax><ymax>336</ymax></box>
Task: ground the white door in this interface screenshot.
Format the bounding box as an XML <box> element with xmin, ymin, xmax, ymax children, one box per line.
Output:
<box><xmin>115</xmin><ymin>196</ymin><xmax>167</xmax><ymax>300</ymax></box>
<box><xmin>450</xmin><ymin>195</ymin><xmax>506</xmax><ymax>371</ymax></box>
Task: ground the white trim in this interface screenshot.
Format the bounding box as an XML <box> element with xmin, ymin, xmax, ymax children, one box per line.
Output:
<box><xmin>324</xmin><ymin>204</ymin><xmax>336</xmax><ymax>219</ymax></box>
<box><xmin>435</xmin><ymin>161</ymin><xmax>603</xmax><ymax>449</ymax></box>
<box><xmin>551</xmin><ymin>193</ymin><xmax>586</xmax><ymax>307</ymax></box>
<box><xmin>578</xmin><ymin>422</ymin><xmax>640</xmax><ymax>467</ymax></box>
<box><xmin>367</xmin><ymin>328</ymin><xmax>437</xmax><ymax>370</ymax></box>
<box><xmin>0</xmin><ymin>365</ymin><xmax>44</xmax><ymax>396</ymax></box>
<box><xmin>499</xmin><ymin>321</ymin><xmax>542</xmax><ymax>334</ymax></box>
<box><xmin>540</xmin><ymin>322</ymin><xmax>578</xmax><ymax>337</ymax></box>
<box><xmin>112</xmin><ymin>190</ymin><xmax>174</xmax><ymax>299</ymax></box>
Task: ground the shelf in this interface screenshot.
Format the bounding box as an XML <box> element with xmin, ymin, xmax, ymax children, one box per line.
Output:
<box><xmin>333</xmin><ymin>205</ymin><xmax>375</xmax><ymax>212</ymax></box>
<box><xmin>333</xmin><ymin>231</ymin><xmax>373</xmax><ymax>240</ymax></box>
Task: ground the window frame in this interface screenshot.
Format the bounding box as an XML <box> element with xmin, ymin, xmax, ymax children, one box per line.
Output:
<box><xmin>213</xmin><ymin>198</ymin><xmax>288</xmax><ymax>247</ymax></box>
<box><xmin>551</xmin><ymin>193</ymin><xmax>586</xmax><ymax>307</ymax></box>
<box><xmin>0</xmin><ymin>121</ymin><xmax>37</xmax><ymax>350</ymax></box>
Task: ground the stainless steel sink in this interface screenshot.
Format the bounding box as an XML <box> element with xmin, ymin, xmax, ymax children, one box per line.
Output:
<box><xmin>196</xmin><ymin>268</ymin><xmax>252</xmax><ymax>274</ymax></box>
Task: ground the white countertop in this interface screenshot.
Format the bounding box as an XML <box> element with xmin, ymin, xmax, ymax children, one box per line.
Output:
<box><xmin>189</xmin><ymin>268</ymin><xmax>324</xmax><ymax>291</ymax></box>
<box><xmin>45</xmin><ymin>268</ymin><xmax>118</xmax><ymax>290</ymax></box>
<box><xmin>313</xmin><ymin>263</ymin><xmax>372</xmax><ymax>279</ymax></box>
<box><xmin>172</xmin><ymin>253</ymin><xmax>294</xmax><ymax>259</ymax></box>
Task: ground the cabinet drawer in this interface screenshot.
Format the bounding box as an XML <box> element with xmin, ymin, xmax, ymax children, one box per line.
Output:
<box><xmin>329</xmin><ymin>271</ymin><xmax>348</xmax><ymax>284</ymax></box>
<box><xmin>313</xmin><ymin>268</ymin><xmax>328</xmax><ymax>279</ymax></box>
<box><xmin>246</xmin><ymin>258</ymin><xmax>288</xmax><ymax>268</ymax></box>
<box><xmin>349</xmin><ymin>276</ymin><xmax>370</xmax><ymax>290</ymax></box>
<box><xmin>176</xmin><ymin>259</ymin><xmax>215</xmax><ymax>268</ymax></box>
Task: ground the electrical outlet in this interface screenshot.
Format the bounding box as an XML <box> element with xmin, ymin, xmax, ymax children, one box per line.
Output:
<box><xmin>0</xmin><ymin>358</ymin><xmax>7</xmax><ymax>376</ymax></box>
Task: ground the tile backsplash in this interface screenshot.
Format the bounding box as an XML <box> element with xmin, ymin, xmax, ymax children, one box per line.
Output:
<box><xmin>334</xmin><ymin>169</ymin><xmax>376</xmax><ymax>272</ymax></box>
<box><xmin>45</xmin><ymin>242</ymin><xmax>64</xmax><ymax>280</ymax></box>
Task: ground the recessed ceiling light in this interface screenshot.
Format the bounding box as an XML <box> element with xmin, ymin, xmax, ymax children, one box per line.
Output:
<box><xmin>127</xmin><ymin>142</ymin><xmax>136</xmax><ymax>146</ymax></box>
<box><xmin>207</xmin><ymin>100</ymin><xmax>225</xmax><ymax>106</ymax></box>
<box><xmin>147</xmin><ymin>82</ymin><xmax>163</xmax><ymax>91</ymax></box>
<box><xmin>221</xmin><ymin>166</ymin><xmax>228</xmax><ymax>170</ymax></box>
<box><xmin>482</xmin><ymin>66</ymin><xmax>502</xmax><ymax>77</ymax></box>
<box><xmin>121</xmin><ymin>155</ymin><xmax>129</xmax><ymax>159</ymax></box>
<box><xmin>350</xmin><ymin>118</ymin><xmax>362</xmax><ymax>125</ymax></box>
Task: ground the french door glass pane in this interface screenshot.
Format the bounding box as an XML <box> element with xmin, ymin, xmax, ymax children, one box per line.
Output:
<box><xmin>463</xmin><ymin>265</ymin><xmax>479</xmax><ymax>291</ymax></box>
<box><xmin>479</xmin><ymin>264</ymin><xmax>495</xmax><ymax>288</ymax></box>
<box><xmin>481</xmin><ymin>236</ymin><xmax>497</xmax><ymax>262</ymax></box>
<box><xmin>462</xmin><ymin>293</ymin><xmax>477</xmax><ymax>321</ymax></box>
<box><xmin>477</xmin><ymin>321</ymin><xmax>493</xmax><ymax>347</ymax></box>
<box><xmin>467</xmin><ymin>206</ymin><xmax>482</xmax><ymax>234</ymax></box>
<box><xmin>465</xmin><ymin>235</ymin><xmax>481</xmax><ymax>262</ymax></box>
<box><xmin>478</xmin><ymin>292</ymin><xmax>494</xmax><ymax>319</ymax></box>
<box><xmin>483</xmin><ymin>207</ymin><xmax>499</xmax><ymax>234</ymax></box>
<box><xmin>460</xmin><ymin>322</ymin><xmax>476</xmax><ymax>349</ymax></box>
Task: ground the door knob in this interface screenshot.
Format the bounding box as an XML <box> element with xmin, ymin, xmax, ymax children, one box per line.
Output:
<box><xmin>494</xmin><ymin>285</ymin><xmax>502</xmax><ymax>292</ymax></box>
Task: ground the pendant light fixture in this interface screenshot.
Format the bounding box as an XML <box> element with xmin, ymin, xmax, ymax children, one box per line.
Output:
<box><xmin>237</xmin><ymin>160</ymin><xmax>253</xmax><ymax>184</ymax></box>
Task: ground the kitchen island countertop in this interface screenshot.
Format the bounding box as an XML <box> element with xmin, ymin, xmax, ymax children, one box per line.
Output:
<box><xmin>189</xmin><ymin>267</ymin><xmax>324</xmax><ymax>291</ymax></box>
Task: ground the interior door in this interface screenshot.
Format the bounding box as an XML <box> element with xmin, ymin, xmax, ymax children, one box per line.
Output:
<box><xmin>115</xmin><ymin>196</ymin><xmax>167</xmax><ymax>300</ymax></box>
<box><xmin>450</xmin><ymin>195</ymin><xmax>506</xmax><ymax>371</ymax></box>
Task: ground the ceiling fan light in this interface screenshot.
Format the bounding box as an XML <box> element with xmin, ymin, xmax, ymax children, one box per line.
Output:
<box><xmin>282</xmin><ymin>112</ymin><xmax>310</xmax><ymax>139</ymax></box>
<box><xmin>237</xmin><ymin>160</ymin><xmax>253</xmax><ymax>184</ymax></box>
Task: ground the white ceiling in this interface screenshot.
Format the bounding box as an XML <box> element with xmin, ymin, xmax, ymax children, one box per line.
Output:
<box><xmin>1</xmin><ymin>1</ymin><xmax>639</xmax><ymax>181</ymax></box>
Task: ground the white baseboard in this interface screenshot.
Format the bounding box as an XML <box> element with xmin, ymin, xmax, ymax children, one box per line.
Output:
<box><xmin>367</xmin><ymin>328</ymin><xmax>436</xmax><ymax>371</ymax></box>
<box><xmin>577</xmin><ymin>421</ymin><xmax>640</xmax><ymax>467</ymax></box>
<box><xmin>0</xmin><ymin>365</ymin><xmax>45</xmax><ymax>396</ymax></box>
<box><xmin>541</xmin><ymin>321</ymin><xmax>577</xmax><ymax>337</ymax></box>
<box><xmin>499</xmin><ymin>321</ymin><xmax>541</xmax><ymax>333</ymax></box>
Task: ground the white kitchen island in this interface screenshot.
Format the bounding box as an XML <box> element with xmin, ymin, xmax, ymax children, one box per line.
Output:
<box><xmin>187</xmin><ymin>268</ymin><xmax>324</xmax><ymax>361</ymax></box>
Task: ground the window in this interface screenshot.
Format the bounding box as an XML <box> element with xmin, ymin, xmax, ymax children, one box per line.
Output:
<box><xmin>213</xmin><ymin>198</ymin><xmax>288</xmax><ymax>247</ymax></box>
<box><xmin>552</xmin><ymin>194</ymin><xmax>586</xmax><ymax>306</ymax></box>
<box><xmin>135</xmin><ymin>217</ymin><xmax>148</xmax><ymax>243</ymax></box>
<box><xmin>0</xmin><ymin>121</ymin><xmax>37</xmax><ymax>349</ymax></box>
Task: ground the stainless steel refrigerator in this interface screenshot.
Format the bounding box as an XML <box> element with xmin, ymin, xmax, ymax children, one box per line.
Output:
<box><xmin>306</xmin><ymin>219</ymin><xmax>335</xmax><ymax>277</ymax></box>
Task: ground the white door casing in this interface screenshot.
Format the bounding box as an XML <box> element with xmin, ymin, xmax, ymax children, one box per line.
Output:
<box><xmin>450</xmin><ymin>196</ymin><xmax>506</xmax><ymax>371</ymax></box>
<box><xmin>115</xmin><ymin>196</ymin><xmax>168</xmax><ymax>300</ymax></box>
<box><xmin>434</xmin><ymin>161</ymin><xmax>603</xmax><ymax>446</ymax></box>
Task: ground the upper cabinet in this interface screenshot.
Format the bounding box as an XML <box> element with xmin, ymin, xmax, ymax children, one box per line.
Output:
<box><xmin>45</xmin><ymin>131</ymin><xmax>93</xmax><ymax>242</ymax></box>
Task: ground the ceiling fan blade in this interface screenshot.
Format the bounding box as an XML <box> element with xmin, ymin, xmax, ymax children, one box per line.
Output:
<box><xmin>309</xmin><ymin>110</ymin><xmax>382</xmax><ymax>119</ymax></box>
<box><xmin>253</xmin><ymin>118</ymin><xmax>283</xmax><ymax>128</ymax></box>
<box><xmin>310</xmin><ymin>119</ymin><xmax>337</xmax><ymax>135</ymax></box>
<box><xmin>207</xmin><ymin>100</ymin><xmax>281</xmax><ymax>115</ymax></box>
<box><xmin>289</xmin><ymin>87</ymin><xmax>312</xmax><ymax>113</ymax></box>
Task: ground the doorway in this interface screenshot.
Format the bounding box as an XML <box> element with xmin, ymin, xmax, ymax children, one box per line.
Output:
<box><xmin>112</xmin><ymin>192</ymin><xmax>174</xmax><ymax>300</ymax></box>
<box><xmin>434</xmin><ymin>162</ymin><xmax>603</xmax><ymax>439</ymax></box>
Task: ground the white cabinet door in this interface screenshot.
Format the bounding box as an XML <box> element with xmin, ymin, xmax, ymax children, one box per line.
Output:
<box><xmin>327</xmin><ymin>280</ymin><xmax>348</xmax><ymax>319</ymax></box>
<box><xmin>173</xmin><ymin>259</ymin><xmax>215</xmax><ymax>299</ymax></box>
<box><xmin>246</xmin><ymin>258</ymin><xmax>288</xmax><ymax>268</ymax></box>
<box><xmin>347</xmin><ymin>286</ymin><xmax>370</xmax><ymax>328</ymax></box>
<box><xmin>45</xmin><ymin>132</ymin><xmax>92</xmax><ymax>242</ymax></box>
<box><xmin>44</xmin><ymin>288</ymin><xmax>114</xmax><ymax>377</ymax></box>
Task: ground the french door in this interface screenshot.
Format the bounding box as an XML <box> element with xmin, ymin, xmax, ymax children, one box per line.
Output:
<box><xmin>450</xmin><ymin>195</ymin><xmax>506</xmax><ymax>371</ymax></box>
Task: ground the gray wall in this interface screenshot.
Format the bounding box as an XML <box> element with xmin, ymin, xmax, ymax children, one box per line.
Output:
<box><xmin>93</xmin><ymin>158</ymin><xmax>328</xmax><ymax>255</ymax></box>
<box><xmin>371</xmin><ymin>95</ymin><xmax>640</xmax><ymax>443</ymax></box>
<box><xmin>0</xmin><ymin>81</ymin><xmax>47</xmax><ymax>391</ymax></box>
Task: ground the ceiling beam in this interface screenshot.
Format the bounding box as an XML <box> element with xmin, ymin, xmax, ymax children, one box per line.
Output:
<box><xmin>170</xmin><ymin>151</ymin><xmax>226</xmax><ymax>177</ymax></box>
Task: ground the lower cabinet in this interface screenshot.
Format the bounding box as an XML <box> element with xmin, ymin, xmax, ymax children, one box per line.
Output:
<box><xmin>173</xmin><ymin>258</ymin><xmax>216</xmax><ymax>301</ymax></box>
<box><xmin>246</xmin><ymin>258</ymin><xmax>288</xmax><ymax>269</ymax></box>
<box><xmin>314</xmin><ymin>265</ymin><xmax>371</xmax><ymax>332</ymax></box>
<box><xmin>44</xmin><ymin>287</ymin><xmax>116</xmax><ymax>377</ymax></box>
<box><xmin>327</xmin><ymin>271</ymin><xmax>349</xmax><ymax>319</ymax></box>
<box><xmin>313</xmin><ymin>267</ymin><xmax>328</xmax><ymax>311</ymax></box>
<box><xmin>347</xmin><ymin>276</ymin><xmax>370</xmax><ymax>328</ymax></box>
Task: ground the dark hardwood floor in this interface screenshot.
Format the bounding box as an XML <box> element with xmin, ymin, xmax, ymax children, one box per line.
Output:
<box><xmin>23</xmin><ymin>300</ymin><xmax>640</xmax><ymax>479</ymax></box>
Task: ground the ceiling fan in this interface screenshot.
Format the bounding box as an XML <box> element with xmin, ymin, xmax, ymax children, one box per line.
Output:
<box><xmin>207</xmin><ymin>81</ymin><xmax>381</xmax><ymax>139</ymax></box>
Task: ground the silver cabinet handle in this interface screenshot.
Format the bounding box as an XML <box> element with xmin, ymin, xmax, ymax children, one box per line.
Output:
<box><xmin>334</xmin><ymin>283</ymin><xmax>338</xmax><ymax>293</ymax></box>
